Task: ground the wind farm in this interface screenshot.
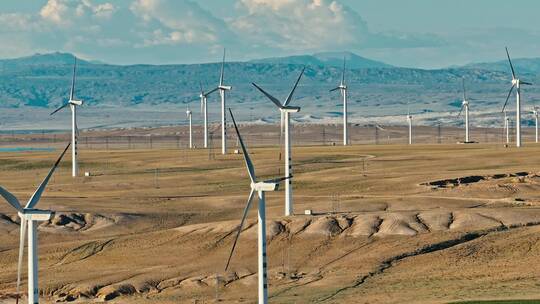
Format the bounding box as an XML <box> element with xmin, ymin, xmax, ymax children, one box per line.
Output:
<box><xmin>3</xmin><ymin>1</ymin><xmax>540</xmax><ymax>304</ymax></box>
<box><xmin>3</xmin><ymin>132</ymin><xmax>540</xmax><ymax>303</ymax></box>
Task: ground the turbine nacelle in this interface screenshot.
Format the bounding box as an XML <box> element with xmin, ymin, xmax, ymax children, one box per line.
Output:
<box><xmin>512</xmin><ymin>78</ymin><xmax>519</xmax><ymax>86</ymax></box>
<box><xmin>251</xmin><ymin>182</ymin><xmax>279</xmax><ymax>192</ymax></box>
<box><xmin>462</xmin><ymin>100</ymin><xmax>469</xmax><ymax>106</ymax></box>
<box><xmin>18</xmin><ymin>209</ymin><xmax>54</xmax><ymax>222</ymax></box>
<box><xmin>219</xmin><ymin>85</ymin><xmax>232</xmax><ymax>91</ymax></box>
<box><xmin>69</xmin><ymin>99</ymin><xmax>83</xmax><ymax>106</ymax></box>
<box><xmin>280</xmin><ymin>107</ymin><xmax>301</xmax><ymax>113</ymax></box>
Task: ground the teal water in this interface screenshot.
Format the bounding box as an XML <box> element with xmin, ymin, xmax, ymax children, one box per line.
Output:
<box><xmin>0</xmin><ymin>147</ymin><xmax>55</xmax><ymax>152</ymax></box>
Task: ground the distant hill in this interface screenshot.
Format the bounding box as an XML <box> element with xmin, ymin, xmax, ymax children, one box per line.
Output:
<box><xmin>463</xmin><ymin>57</ymin><xmax>540</xmax><ymax>75</ymax></box>
<box><xmin>0</xmin><ymin>51</ymin><xmax>516</xmax><ymax>110</ymax></box>
<box><xmin>1</xmin><ymin>52</ymin><xmax>539</xmax><ymax>130</ymax></box>
<box><xmin>0</xmin><ymin>52</ymin><xmax>90</xmax><ymax>68</ymax></box>
<box><xmin>249</xmin><ymin>51</ymin><xmax>393</xmax><ymax>69</ymax></box>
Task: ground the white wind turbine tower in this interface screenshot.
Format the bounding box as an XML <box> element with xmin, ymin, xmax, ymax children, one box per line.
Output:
<box><xmin>50</xmin><ymin>58</ymin><xmax>83</xmax><ymax>177</ymax></box>
<box><xmin>0</xmin><ymin>143</ymin><xmax>69</xmax><ymax>304</ymax></box>
<box><xmin>457</xmin><ymin>78</ymin><xmax>471</xmax><ymax>143</ymax></box>
<box><xmin>532</xmin><ymin>107</ymin><xmax>539</xmax><ymax>143</ymax></box>
<box><xmin>504</xmin><ymin>111</ymin><xmax>510</xmax><ymax>145</ymax></box>
<box><xmin>218</xmin><ymin>49</ymin><xmax>232</xmax><ymax>154</ymax></box>
<box><xmin>330</xmin><ymin>58</ymin><xmax>349</xmax><ymax>146</ymax></box>
<box><xmin>252</xmin><ymin>66</ymin><xmax>305</xmax><ymax>217</ymax></box>
<box><xmin>501</xmin><ymin>47</ymin><xmax>532</xmax><ymax>147</ymax></box>
<box><xmin>407</xmin><ymin>108</ymin><xmax>413</xmax><ymax>145</ymax></box>
<box><xmin>199</xmin><ymin>83</ymin><xmax>218</xmax><ymax>148</ymax></box>
<box><xmin>224</xmin><ymin>109</ymin><xmax>289</xmax><ymax>304</ymax></box>
<box><xmin>186</xmin><ymin>106</ymin><xmax>193</xmax><ymax>149</ymax></box>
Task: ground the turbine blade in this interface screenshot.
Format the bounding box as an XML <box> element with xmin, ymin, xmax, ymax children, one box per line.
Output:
<box><xmin>457</xmin><ymin>105</ymin><xmax>464</xmax><ymax>118</ymax></box>
<box><xmin>329</xmin><ymin>87</ymin><xmax>340</xmax><ymax>92</ymax></box>
<box><xmin>225</xmin><ymin>188</ymin><xmax>255</xmax><ymax>271</ymax></box>
<box><xmin>16</xmin><ymin>218</ymin><xmax>27</xmax><ymax>303</ymax></box>
<box><xmin>462</xmin><ymin>77</ymin><xmax>466</xmax><ymax>101</ymax></box>
<box><xmin>521</xmin><ymin>81</ymin><xmax>533</xmax><ymax>85</ymax></box>
<box><xmin>75</xmin><ymin>119</ymin><xmax>80</xmax><ymax>137</ymax></box>
<box><xmin>200</xmin><ymin>96</ymin><xmax>204</xmax><ymax>115</ymax></box>
<box><xmin>219</xmin><ymin>49</ymin><xmax>225</xmax><ymax>86</ymax></box>
<box><xmin>284</xmin><ymin>66</ymin><xmax>305</xmax><ymax>106</ymax></box>
<box><xmin>70</xmin><ymin>57</ymin><xmax>77</xmax><ymax>101</ymax></box>
<box><xmin>0</xmin><ymin>186</ymin><xmax>23</xmax><ymax>212</ymax></box>
<box><xmin>280</xmin><ymin>111</ymin><xmax>285</xmax><ymax>138</ymax></box>
<box><xmin>501</xmin><ymin>84</ymin><xmax>516</xmax><ymax>113</ymax></box>
<box><xmin>199</xmin><ymin>81</ymin><xmax>204</xmax><ymax>96</ymax></box>
<box><xmin>263</xmin><ymin>175</ymin><xmax>292</xmax><ymax>184</ymax></box>
<box><xmin>341</xmin><ymin>56</ymin><xmax>346</xmax><ymax>85</ymax></box>
<box><xmin>50</xmin><ymin>102</ymin><xmax>70</xmax><ymax>116</ymax></box>
<box><xmin>252</xmin><ymin>83</ymin><xmax>283</xmax><ymax>109</ymax></box>
<box><xmin>229</xmin><ymin>109</ymin><xmax>256</xmax><ymax>182</ymax></box>
<box><xmin>506</xmin><ymin>47</ymin><xmax>516</xmax><ymax>79</ymax></box>
<box><xmin>25</xmin><ymin>143</ymin><xmax>71</xmax><ymax>209</ymax></box>
<box><xmin>205</xmin><ymin>87</ymin><xmax>219</xmax><ymax>96</ymax></box>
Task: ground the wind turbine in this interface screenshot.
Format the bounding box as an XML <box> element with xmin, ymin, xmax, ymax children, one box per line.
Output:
<box><xmin>504</xmin><ymin>111</ymin><xmax>510</xmax><ymax>145</ymax></box>
<box><xmin>330</xmin><ymin>57</ymin><xmax>349</xmax><ymax>146</ymax></box>
<box><xmin>407</xmin><ymin>109</ymin><xmax>413</xmax><ymax>145</ymax></box>
<box><xmin>501</xmin><ymin>47</ymin><xmax>532</xmax><ymax>147</ymax></box>
<box><xmin>50</xmin><ymin>58</ymin><xmax>83</xmax><ymax>177</ymax></box>
<box><xmin>186</xmin><ymin>106</ymin><xmax>193</xmax><ymax>149</ymax></box>
<box><xmin>457</xmin><ymin>78</ymin><xmax>471</xmax><ymax>143</ymax></box>
<box><xmin>0</xmin><ymin>143</ymin><xmax>70</xmax><ymax>304</ymax></box>
<box><xmin>199</xmin><ymin>83</ymin><xmax>218</xmax><ymax>148</ymax></box>
<box><xmin>252</xmin><ymin>66</ymin><xmax>305</xmax><ymax>216</ymax></box>
<box><xmin>533</xmin><ymin>107</ymin><xmax>539</xmax><ymax>143</ymax></box>
<box><xmin>218</xmin><ymin>49</ymin><xmax>232</xmax><ymax>155</ymax></box>
<box><xmin>224</xmin><ymin>109</ymin><xmax>288</xmax><ymax>304</ymax></box>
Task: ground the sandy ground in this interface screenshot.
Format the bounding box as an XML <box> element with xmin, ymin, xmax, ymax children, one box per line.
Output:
<box><xmin>1</xmin><ymin>125</ymin><xmax>540</xmax><ymax>303</ymax></box>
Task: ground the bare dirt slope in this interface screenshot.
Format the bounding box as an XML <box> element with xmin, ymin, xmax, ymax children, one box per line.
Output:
<box><xmin>1</xmin><ymin>132</ymin><xmax>540</xmax><ymax>303</ymax></box>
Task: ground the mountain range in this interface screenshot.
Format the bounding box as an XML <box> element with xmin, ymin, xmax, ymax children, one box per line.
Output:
<box><xmin>464</xmin><ymin>57</ymin><xmax>540</xmax><ymax>75</ymax></box>
<box><xmin>249</xmin><ymin>52</ymin><xmax>393</xmax><ymax>69</ymax></box>
<box><xmin>0</xmin><ymin>52</ymin><xmax>539</xmax><ymax>130</ymax></box>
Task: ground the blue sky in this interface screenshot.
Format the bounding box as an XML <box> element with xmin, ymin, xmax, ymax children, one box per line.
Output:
<box><xmin>1</xmin><ymin>0</ymin><xmax>539</xmax><ymax>68</ymax></box>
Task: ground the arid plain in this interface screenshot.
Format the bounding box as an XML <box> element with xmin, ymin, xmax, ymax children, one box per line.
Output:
<box><xmin>1</xmin><ymin>125</ymin><xmax>540</xmax><ymax>304</ymax></box>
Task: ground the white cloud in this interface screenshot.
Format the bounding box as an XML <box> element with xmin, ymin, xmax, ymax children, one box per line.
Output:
<box><xmin>130</xmin><ymin>0</ymin><xmax>232</xmax><ymax>46</ymax></box>
<box><xmin>0</xmin><ymin>13</ymin><xmax>43</xmax><ymax>32</ymax></box>
<box><xmin>0</xmin><ymin>0</ymin><xmax>447</xmax><ymax>65</ymax></box>
<box><xmin>40</xmin><ymin>0</ymin><xmax>69</xmax><ymax>24</ymax></box>
<box><xmin>40</xmin><ymin>0</ymin><xmax>116</xmax><ymax>25</ymax></box>
<box><xmin>232</xmin><ymin>0</ymin><xmax>370</xmax><ymax>51</ymax></box>
<box><xmin>140</xmin><ymin>28</ymin><xmax>218</xmax><ymax>46</ymax></box>
<box><xmin>83</xmin><ymin>1</ymin><xmax>117</xmax><ymax>18</ymax></box>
